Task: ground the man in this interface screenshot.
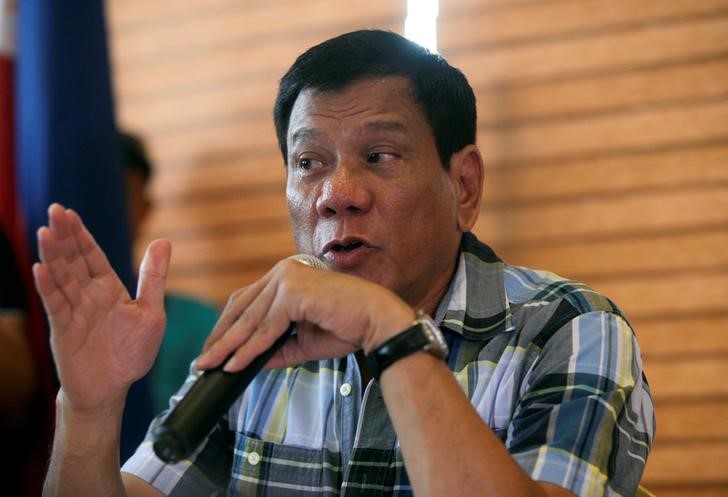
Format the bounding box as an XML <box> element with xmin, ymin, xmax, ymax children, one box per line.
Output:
<box><xmin>35</xmin><ymin>30</ymin><xmax>654</xmax><ymax>497</ymax></box>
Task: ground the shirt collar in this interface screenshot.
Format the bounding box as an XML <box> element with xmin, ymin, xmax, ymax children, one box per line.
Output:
<box><xmin>434</xmin><ymin>232</ymin><xmax>513</xmax><ymax>340</ymax></box>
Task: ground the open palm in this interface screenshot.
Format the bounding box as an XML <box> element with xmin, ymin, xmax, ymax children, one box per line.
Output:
<box><xmin>33</xmin><ymin>204</ymin><xmax>171</xmax><ymax>413</ymax></box>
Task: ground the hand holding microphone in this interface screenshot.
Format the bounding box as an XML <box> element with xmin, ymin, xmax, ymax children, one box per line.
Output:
<box><xmin>152</xmin><ymin>254</ymin><xmax>327</xmax><ymax>463</ymax></box>
<box><xmin>152</xmin><ymin>252</ymin><xmax>415</xmax><ymax>463</ymax></box>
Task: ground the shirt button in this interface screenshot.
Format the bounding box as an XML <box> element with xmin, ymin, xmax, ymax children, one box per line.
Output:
<box><xmin>247</xmin><ymin>451</ymin><xmax>261</xmax><ymax>466</ymax></box>
<box><xmin>339</xmin><ymin>382</ymin><xmax>352</xmax><ymax>397</ymax></box>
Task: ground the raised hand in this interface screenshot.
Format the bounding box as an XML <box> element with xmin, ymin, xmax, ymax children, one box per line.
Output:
<box><xmin>33</xmin><ymin>204</ymin><xmax>171</xmax><ymax>414</ymax></box>
<box><xmin>195</xmin><ymin>256</ymin><xmax>415</xmax><ymax>373</ymax></box>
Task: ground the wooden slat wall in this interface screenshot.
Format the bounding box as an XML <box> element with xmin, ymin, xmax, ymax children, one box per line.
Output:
<box><xmin>107</xmin><ymin>0</ymin><xmax>728</xmax><ymax>493</ymax></box>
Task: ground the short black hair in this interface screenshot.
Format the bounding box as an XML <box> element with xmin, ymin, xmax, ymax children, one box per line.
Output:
<box><xmin>119</xmin><ymin>131</ymin><xmax>152</xmax><ymax>182</ymax></box>
<box><xmin>273</xmin><ymin>30</ymin><xmax>477</xmax><ymax>169</ymax></box>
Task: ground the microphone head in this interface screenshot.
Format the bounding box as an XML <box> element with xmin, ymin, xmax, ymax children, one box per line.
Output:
<box><xmin>289</xmin><ymin>254</ymin><xmax>328</xmax><ymax>270</ymax></box>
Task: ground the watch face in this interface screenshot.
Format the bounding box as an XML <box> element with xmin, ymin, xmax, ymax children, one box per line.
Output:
<box><xmin>365</xmin><ymin>311</ymin><xmax>449</xmax><ymax>380</ymax></box>
<box><xmin>419</xmin><ymin>313</ymin><xmax>448</xmax><ymax>359</ymax></box>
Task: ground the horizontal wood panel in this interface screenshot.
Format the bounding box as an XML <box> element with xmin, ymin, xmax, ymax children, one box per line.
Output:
<box><xmin>634</xmin><ymin>314</ymin><xmax>728</xmax><ymax>359</ymax></box>
<box><xmin>149</xmin><ymin>161</ymin><xmax>276</xmax><ymax>200</ymax></box>
<box><xmin>448</xmin><ymin>15</ymin><xmax>728</xmax><ymax>88</ymax></box>
<box><xmin>148</xmin><ymin>156</ymin><xmax>286</xmax><ymax>201</ymax></box>
<box><xmin>477</xmin><ymin>185</ymin><xmax>728</xmax><ymax>244</ymax></box>
<box><xmin>118</xmin><ymin>77</ymin><xmax>277</xmax><ymax>133</ymax></box>
<box><xmin>641</xmin><ymin>488</ymin><xmax>728</xmax><ymax>497</ymax></box>
<box><xmin>650</xmin><ymin>401</ymin><xmax>728</xmax><ymax>442</ymax></box>
<box><xmin>478</xmin><ymin>57</ymin><xmax>728</xmax><ymax>126</ymax></box>
<box><xmin>108</xmin><ymin>0</ymin><xmax>237</xmax><ymax>28</ymax></box>
<box><xmin>593</xmin><ymin>272</ymin><xmax>728</xmax><ymax>322</ymax></box>
<box><xmin>478</xmin><ymin>99</ymin><xmax>728</xmax><ymax>166</ymax></box>
<box><xmin>440</xmin><ymin>0</ymin><xmax>728</xmax><ymax>49</ymax></box>
<box><xmin>148</xmin><ymin>118</ymin><xmax>279</xmax><ymax>166</ymax></box>
<box><xmin>485</xmin><ymin>143</ymin><xmax>728</xmax><ymax>205</ymax></box>
<box><xmin>113</xmin><ymin>19</ymin><xmax>403</xmax><ymax>101</ymax></box>
<box><xmin>113</xmin><ymin>0</ymin><xmax>406</xmax><ymax>65</ymax></box>
<box><xmin>143</xmin><ymin>190</ymin><xmax>289</xmax><ymax>237</ymax></box>
<box><xmin>642</xmin><ymin>441</ymin><xmax>728</xmax><ymax>484</ymax></box>
<box><xmin>441</xmin><ymin>0</ymin><xmax>555</xmax><ymax>11</ymax></box>
<box><xmin>113</xmin><ymin>36</ymin><xmax>306</xmax><ymax>101</ymax></box>
<box><xmin>161</xmin><ymin>230</ymin><xmax>296</xmax><ymax>273</ymax></box>
<box><xmin>499</xmin><ymin>229</ymin><xmax>728</xmax><ymax>282</ymax></box>
<box><xmin>646</xmin><ymin>356</ymin><xmax>728</xmax><ymax>400</ymax></box>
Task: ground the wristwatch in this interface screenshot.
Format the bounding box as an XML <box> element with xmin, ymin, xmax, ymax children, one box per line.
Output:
<box><xmin>365</xmin><ymin>310</ymin><xmax>449</xmax><ymax>380</ymax></box>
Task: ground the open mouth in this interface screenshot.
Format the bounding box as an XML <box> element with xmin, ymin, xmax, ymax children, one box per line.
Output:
<box><xmin>322</xmin><ymin>237</ymin><xmax>370</xmax><ymax>267</ymax></box>
<box><xmin>331</xmin><ymin>240</ymin><xmax>364</xmax><ymax>252</ymax></box>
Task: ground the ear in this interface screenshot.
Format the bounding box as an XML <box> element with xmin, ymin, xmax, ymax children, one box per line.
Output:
<box><xmin>448</xmin><ymin>144</ymin><xmax>484</xmax><ymax>232</ymax></box>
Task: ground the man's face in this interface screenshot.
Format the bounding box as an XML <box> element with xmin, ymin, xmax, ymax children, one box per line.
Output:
<box><xmin>285</xmin><ymin>77</ymin><xmax>464</xmax><ymax>310</ymax></box>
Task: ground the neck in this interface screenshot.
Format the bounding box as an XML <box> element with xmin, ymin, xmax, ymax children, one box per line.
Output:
<box><xmin>409</xmin><ymin>250</ymin><xmax>460</xmax><ymax>317</ymax></box>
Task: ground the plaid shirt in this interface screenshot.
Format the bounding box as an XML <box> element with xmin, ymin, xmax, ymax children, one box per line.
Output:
<box><xmin>123</xmin><ymin>232</ymin><xmax>655</xmax><ymax>496</ymax></box>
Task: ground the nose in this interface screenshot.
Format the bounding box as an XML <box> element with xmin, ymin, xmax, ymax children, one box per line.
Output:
<box><xmin>315</xmin><ymin>161</ymin><xmax>373</xmax><ymax>218</ymax></box>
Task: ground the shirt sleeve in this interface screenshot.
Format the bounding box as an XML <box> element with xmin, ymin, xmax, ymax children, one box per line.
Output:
<box><xmin>507</xmin><ymin>310</ymin><xmax>655</xmax><ymax>497</ymax></box>
<box><xmin>121</xmin><ymin>369</ymin><xmax>233</xmax><ymax>497</ymax></box>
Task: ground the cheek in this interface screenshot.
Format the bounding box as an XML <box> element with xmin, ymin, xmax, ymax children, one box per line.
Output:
<box><xmin>387</xmin><ymin>177</ymin><xmax>456</xmax><ymax>228</ymax></box>
<box><xmin>287</xmin><ymin>188</ymin><xmax>315</xmax><ymax>248</ymax></box>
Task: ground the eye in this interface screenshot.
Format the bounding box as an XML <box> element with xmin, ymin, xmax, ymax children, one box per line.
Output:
<box><xmin>367</xmin><ymin>152</ymin><xmax>397</xmax><ymax>164</ymax></box>
<box><xmin>296</xmin><ymin>156</ymin><xmax>323</xmax><ymax>171</ymax></box>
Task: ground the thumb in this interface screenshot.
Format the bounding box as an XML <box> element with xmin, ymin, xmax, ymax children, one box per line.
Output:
<box><xmin>136</xmin><ymin>239</ymin><xmax>172</xmax><ymax>310</ymax></box>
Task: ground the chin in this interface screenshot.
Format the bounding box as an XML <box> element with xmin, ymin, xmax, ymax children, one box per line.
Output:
<box><xmin>343</xmin><ymin>264</ymin><xmax>392</xmax><ymax>287</ymax></box>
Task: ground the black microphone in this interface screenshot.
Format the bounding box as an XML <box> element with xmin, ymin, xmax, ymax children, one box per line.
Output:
<box><xmin>152</xmin><ymin>254</ymin><xmax>327</xmax><ymax>463</ymax></box>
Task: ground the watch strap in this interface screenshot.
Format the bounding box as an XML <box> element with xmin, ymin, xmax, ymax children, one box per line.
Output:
<box><xmin>365</xmin><ymin>314</ymin><xmax>437</xmax><ymax>380</ymax></box>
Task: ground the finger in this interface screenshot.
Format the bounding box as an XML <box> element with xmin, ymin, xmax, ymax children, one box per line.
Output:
<box><xmin>37</xmin><ymin>226</ymin><xmax>83</xmax><ymax>308</ymax></box>
<box><xmin>66</xmin><ymin>208</ymin><xmax>116</xmax><ymax>279</ymax></box>
<box><xmin>197</xmin><ymin>278</ymin><xmax>280</xmax><ymax>370</ymax></box>
<box><xmin>266</xmin><ymin>335</ymin><xmax>302</xmax><ymax>370</ymax></box>
<box><xmin>50</xmin><ymin>206</ymin><xmax>93</xmax><ymax>288</ymax></box>
<box><xmin>201</xmin><ymin>286</ymin><xmax>249</xmax><ymax>354</ymax></box>
<box><xmin>221</xmin><ymin>288</ymin><xmax>292</xmax><ymax>372</ymax></box>
<box><xmin>203</xmin><ymin>257</ymin><xmax>308</xmax><ymax>352</ymax></box>
<box><xmin>50</xmin><ymin>209</ymin><xmax>96</xmax><ymax>288</ymax></box>
<box><xmin>136</xmin><ymin>239</ymin><xmax>171</xmax><ymax>311</ymax></box>
<box><xmin>200</xmin><ymin>273</ymin><xmax>272</xmax><ymax>356</ymax></box>
<box><xmin>38</xmin><ymin>206</ymin><xmax>71</xmax><ymax>265</ymax></box>
<box><xmin>32</xmin><ymin>262</ymin><xmax>72</xmax><ymax>332</ymax></box>
<box><xmin>47</xmin><ymin>203</ymin><xmax>72</xmax><ymax>243</ymax></box>
<box><xmin>266</xmin><ymin>324</ymin><xmax>356</xmax><ymax>370</ymax></box>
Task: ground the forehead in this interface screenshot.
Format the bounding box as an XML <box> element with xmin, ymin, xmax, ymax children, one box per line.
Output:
<box><xmin>287</xmin><ymin>77</ymin><xmax>428</xmax><ymax>145</ymax></box>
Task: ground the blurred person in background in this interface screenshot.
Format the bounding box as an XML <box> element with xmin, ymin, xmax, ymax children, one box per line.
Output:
<box><xmin>120</xmin><ymin>131</ymin><xmax>219</xmax><ymax>414</ymax></box>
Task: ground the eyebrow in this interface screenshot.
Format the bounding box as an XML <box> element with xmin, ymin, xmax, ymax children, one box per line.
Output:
<box><xmin>361</xmin><ymin>120</ymin><xmax>408</xmax><ymax>135</ymax></box>
<box><xmin>290</xmin><ymin>127</ymin><xmax>323</xmax><ymax>146</ymax></box>
<box><xmin>290</xmin><ymin>120</ymin><xmax>409</xmax><ymax>146</ymax></box>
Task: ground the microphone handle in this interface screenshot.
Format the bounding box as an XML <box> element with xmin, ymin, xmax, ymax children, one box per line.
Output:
<box><xmin>152</xmin><ymin>325</ymin><xmax>293</xmax><ymax>463</ymax></box>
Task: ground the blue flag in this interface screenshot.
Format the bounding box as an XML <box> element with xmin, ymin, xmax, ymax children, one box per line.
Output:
<box><xmin>17</xmin><ymin>0</ymin><xmax>153</xmax><ymax>461</ymax></box>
